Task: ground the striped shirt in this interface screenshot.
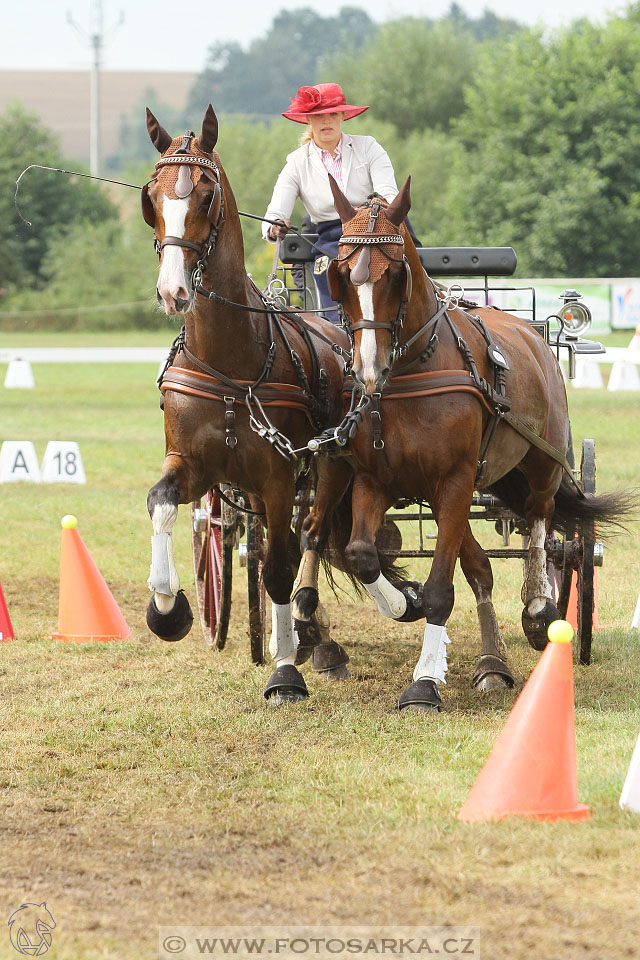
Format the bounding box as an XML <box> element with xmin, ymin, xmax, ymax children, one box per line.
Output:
<box><xmin>311</xmin><ymin>136</ymin><xmax>344</xmax><ymax>190</ymax></box>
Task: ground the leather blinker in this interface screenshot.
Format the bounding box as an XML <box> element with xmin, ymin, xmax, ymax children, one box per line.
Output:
<box><xmin>141</xmin><ymin>182</ymin><xmax>156</xmax><ymax>227</ymax></box>
<box><xmin>403</xmin><ymin>256</ymin><xmax>413</xmax><ymax>303</ymax></box>
<box><xmin>207</xmin><ymin>181</ymin><xmax>222</xmax><ymax>225</ymax></box>
<box><xmin>328</xmin><ymin>259</ymin><xmax>341</xmax><ymax>302</ymax></box>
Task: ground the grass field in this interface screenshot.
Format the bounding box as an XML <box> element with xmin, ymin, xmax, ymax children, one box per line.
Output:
<box><xmin>0</xmin><ymin>334</ymin><xmax>639</xmax><ymax>960</ymax></box>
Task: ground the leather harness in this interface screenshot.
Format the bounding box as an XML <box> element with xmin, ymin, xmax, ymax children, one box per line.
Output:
<box><xmin>323</xmin><ymin>198</ymin><xmax>581</xmax><ymax>494</ymax></box>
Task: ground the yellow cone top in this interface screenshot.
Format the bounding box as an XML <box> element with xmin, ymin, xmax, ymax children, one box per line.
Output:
<box><xmin>547</xmin><ymin>619</ymin><xmax>574</xmax><ymax>644</ymax></box>
<box><xmin>61</xmin><ymin>515</ymin><xmax>78</xmax><ymax>530</ymax></box>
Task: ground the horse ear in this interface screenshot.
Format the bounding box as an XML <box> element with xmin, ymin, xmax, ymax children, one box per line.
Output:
<box><xmin>198</xmin><ymin>104</ymin><xmax>219</xmax><ymax>154</ymax></box>
<box><xmin>146</xmin><ymin>108</ymin><xmax>172</xmax><ymax>154</ymax></box>
<box><xmin>385</xmin><ymin>176</ymin><xmax>412</xmax><ymax>227</ymax></box>
<box><xmin>328</xmin><ymin>173</ymin><xmax>357</xmax><ymax>224</ymax></box>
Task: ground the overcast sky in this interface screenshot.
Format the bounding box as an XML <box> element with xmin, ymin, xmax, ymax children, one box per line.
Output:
<box><xmin>5</xmin><ymin>0</ymin><xmax>628</xmax><ymax>73</ymax></box>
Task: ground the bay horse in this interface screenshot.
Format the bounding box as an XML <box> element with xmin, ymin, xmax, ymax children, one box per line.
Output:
<box><xmin>293</xmin><ymin>174</ymin><xmax>632</xmax><ymax>711</ymax></box>
<box><xmin>141</xmin><ymin>105</ymin><xmax>351</xmax><ymax>702</ymax></box>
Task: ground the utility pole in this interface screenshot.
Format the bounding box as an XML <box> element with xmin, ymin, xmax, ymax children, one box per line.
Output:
<box><xmin>67</xmin><ymin>2</ymin><xmax>124</xmax><ymax>176</ymax></box>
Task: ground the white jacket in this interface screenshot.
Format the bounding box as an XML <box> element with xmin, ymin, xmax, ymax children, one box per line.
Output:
<box><xmin>262</xmin><ymin>133</ymin><xmax>398</xmax><ymax>240</ymax></box>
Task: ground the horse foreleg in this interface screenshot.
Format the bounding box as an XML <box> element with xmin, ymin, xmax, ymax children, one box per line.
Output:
<box><xmin>292</xmin><ymin>455</ymin><xmax>352</xmax><ymax>620</ymax></box>
<box><xmin>458</xmin><ymin>522</ymin><xmax>514</xmax><ymax>691</ymax></box>
<box><xmin>146</xmin><ymin>456</ymin><xmax>194</xmax><ymax>642</ymax></box>
<box><xmin>343</xmin><ymin>474</ymin><xmax>413</xmax><ymax>618</ymax></box>
<box><xmin>260</xmin><ymin>480</ymin><xmax>309</xmax><ymax>705</ymax></box>
<box><xmin>399</xmin><ymin>481</ymin><xmax>473</xmax><ymax>713</ymax></box>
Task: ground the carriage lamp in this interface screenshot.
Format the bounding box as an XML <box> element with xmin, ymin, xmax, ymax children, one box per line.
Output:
<box><xmin>557</xmin><ymin>289</ymin><xmax>592</xmax><ymax>338</ymax></box>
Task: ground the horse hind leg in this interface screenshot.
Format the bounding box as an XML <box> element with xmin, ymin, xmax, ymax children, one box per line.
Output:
<box><xmin>458</xmin><ymin>523</ymin><xmax>514</xmax><ymax>691</ymax></box>
<box><xmin>146</xmin><ymin>470</ymin><xmax>193</xmax><ymax>642</ymax></box>
<box><xmin>521</xmin><ymin>516</ymin><xmax>561</xmax><ymax>650</ymax></box>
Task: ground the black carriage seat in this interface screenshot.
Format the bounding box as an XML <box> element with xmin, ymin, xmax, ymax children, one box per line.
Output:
<box><xmin>279</xmin><ymin>236</ymin><xmax>517</xmax><ymax>278</ymax></box>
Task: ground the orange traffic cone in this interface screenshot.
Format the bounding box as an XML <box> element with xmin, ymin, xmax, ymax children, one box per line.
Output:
<box><xmin>51</xmin><ymin>515</ymin><xmax>131</xmax><ymax>642</ymax></box>
<box><xmin>0</xmin><ymin>581</ymin><xmax>14</xmax><ymax>641</ymax></box>
<box><xmin>458</xmin><ymin>620</ymin><xmax>590</xmax><ymax>822</ymax></box>
<box><xmin>566</xmin><ymin>569</ymin><xmax>601</xmax><ymax>631</ymax></box>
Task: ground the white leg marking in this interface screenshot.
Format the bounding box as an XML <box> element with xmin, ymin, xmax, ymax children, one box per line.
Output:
<box><xmin>157</xmin><ymin>197</ymin><xmax>190</xmax><ymax>304</ymax></box>
<box><xmin>148</xmin><ymin>503</ymin><xmax>180</xmax><ymax>613</ymax></box>
<box><xmin>524</xmin><ymin>517</ymin><xmax>551</xmax><ymax>614</ymax></box>
<box><xmin>269</xmin><ymin>601</ymin><xmax>298</xmax><ymax>666</ymax></box>
<box><xmin>363</xmin><ymin>573</ymin><xmax>407</xmax><ymax>619</ymax></box>
<box><xmin>413</xmin><ymin>622</ymin><xmax>450</xmax><ymax>684</ymax></box>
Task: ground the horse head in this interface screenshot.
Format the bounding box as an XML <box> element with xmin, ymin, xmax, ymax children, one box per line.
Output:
<box><xmin>142</xmin><ymin>104</ymin><xmax>224</xmax><ymax>315</ymax></box>
<box><xmin>328</xmin><ymin>175</ymin><xmax>412</xmax><ymax>395</ymax></box>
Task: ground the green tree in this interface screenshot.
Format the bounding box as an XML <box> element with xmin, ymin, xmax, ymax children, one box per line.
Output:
<box><xmin>325</xmin><ymin>18</ymin><xmax>479</xmax><ymax>136</ymax></box>
<box><xmin>107</xmin><ymin>87</ymin><xmax>190</xmax><ymax>171</ymax></box>
<box><xmin>445</xmin><ymin>15</ymin><xmax>640</xmax><ymax>276</ymax></box>
<box><xmin>1</xmin><ymin>103</ymin><xmax>117</xmax><ymax>296</ymax></box>
<box><xmin>187</xmin><ymin>7</ymin><xmax>375</xmax><ymax>118</ymax></box>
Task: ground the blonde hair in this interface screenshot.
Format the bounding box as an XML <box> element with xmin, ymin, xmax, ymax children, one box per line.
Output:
<box><xmin>299</xmin><ymin>125</ymin><xmax>314</xmax><ymax>146</ymax></box>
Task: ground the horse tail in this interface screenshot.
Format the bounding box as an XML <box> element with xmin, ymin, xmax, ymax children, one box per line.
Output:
<box><xmin>487</xmin><ymin>469</ymin><xmax>638</xmax><ymax>538</ymax></box>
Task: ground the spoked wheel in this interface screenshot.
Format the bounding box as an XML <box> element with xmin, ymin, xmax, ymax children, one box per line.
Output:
<box><xmin>548</xmin><ymin>438</ymin><xmax>598</xmax><ymax>664</ymax></box>
<box><xmin>191</xmin><ymin>486</ymin><xmax>236</xmax><ymax>649</ymax></box>
<box><xmin>576</xmin><ymin>439</ymin><xmax>597</xmax><ymax>665</ymax></box>
<box><xmin>246</xmin><ymin>514</ymin><xmax>267</xmax><ymax>664</ymax></box>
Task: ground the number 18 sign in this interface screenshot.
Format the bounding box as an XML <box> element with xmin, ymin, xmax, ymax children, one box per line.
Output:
<box><xmin>40</xmin><ymin>441</ymin><xmax>86</xmax><ymax>484</ymax></box>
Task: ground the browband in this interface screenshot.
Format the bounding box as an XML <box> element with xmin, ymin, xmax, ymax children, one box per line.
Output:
<box><xmin>340</xmin><ymin>234</ymin><xmax>403</xmax><ymax>245</ymax></box>
<box><xmin>155</xmin><ymin>155</ymin><xmax>220</xmax><ymax>177</ymax></box>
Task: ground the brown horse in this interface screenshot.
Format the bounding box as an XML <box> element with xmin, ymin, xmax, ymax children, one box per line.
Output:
<box><xmin>294</xmin><ymin>175</ymin><xmax>632</xmax><ymax>711</ymax></box>
<box><xmin>142</xmin><ymin>105</ymin><xmax>351</xmax><ymax>702</ymax></box>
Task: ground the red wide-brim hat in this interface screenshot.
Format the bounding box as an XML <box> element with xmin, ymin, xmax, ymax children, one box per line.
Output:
<box><xmin>282</xmin><ymin>83</ymin><xmax>369</xmax><ymax>123</ymax></box>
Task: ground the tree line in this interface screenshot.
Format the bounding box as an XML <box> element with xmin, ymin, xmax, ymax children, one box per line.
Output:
<box><xmin>2</xmin><ymin>3</ymin><xmax>640</xmax><ymax>330</ymax></box>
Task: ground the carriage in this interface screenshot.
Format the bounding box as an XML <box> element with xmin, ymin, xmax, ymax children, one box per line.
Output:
<box><xmin>190</xmin><ymin>236</ymin><xmax>605</xmax><ymax>667</ymax></box>
<box><xmin>143</xmin><ymin>106</ymin><xmax>633</xmax><ymax>710</ymax></box>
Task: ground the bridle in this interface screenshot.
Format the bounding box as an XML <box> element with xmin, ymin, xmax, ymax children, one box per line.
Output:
<box><xmin>330</xmin><ymin>199</ymin><xmax>414</xmax><ymax>366</ymax></box>
<box><xmin>331</xmin><ymin>199</ymin><xmax>461</xmax><ymax>372</ymax></box>
<box><xmin>141</xmin><ymin>130</ymin><xmax>224</xmax><ymax>285</ymax></box>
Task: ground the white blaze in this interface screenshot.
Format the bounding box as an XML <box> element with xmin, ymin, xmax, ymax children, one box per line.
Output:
<box><xmin>157</xmin><ymin>196</ymin><xmax>190</xmax><ymax>303</ymax></box>
<box><xmin>356</xmin><ymin>282</ymin><xmax>377</xmax><ymax>386</ymax></box>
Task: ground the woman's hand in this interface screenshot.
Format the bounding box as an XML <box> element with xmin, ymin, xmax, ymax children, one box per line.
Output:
<box><xmin>268</xmin><ymin>218</ymin><xmax>290</xmax><ymax>240</ymax></box>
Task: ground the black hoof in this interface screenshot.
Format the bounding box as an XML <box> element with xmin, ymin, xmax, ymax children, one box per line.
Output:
<box><xmin>472</xmin><ymin>654</ymin><xmax>515</xmax><ymax>690</ymax></box>
<box><xmin>398</xmin><ymin>678</ymin><xmax>442</xmax><ymax>712</ymax></box>
<box><xmin>522</xmin><ymin>600</ymin><xmax>561</xmax><ymax>651</ymax></box>
<box><xmin>264</xmin><ymin>664</ymin><xmax>309</xmax><ymax>704</ymax></box>
<box><xmin>312</xmin><ymin>639</ymin><xmax>350</xmax><ymax>676</ymax></box>
<box><xmin>291</xmin><ymin>587</ymin><xmax>318</xmax><ymax>621</ymax></box>
<box><xmin>294</xmin><ymin>618</ymin><xmax>321</xmax><ymax>666</ymax></box>
<box><xmin>391</xmin><ymin>581</ymin><xmax>425</xmax><ymax>622</ymax></box>
<box><xmin>146</xmin><ymin>590</ymin><xmax>193</xmax><ymax>642</ymax></box>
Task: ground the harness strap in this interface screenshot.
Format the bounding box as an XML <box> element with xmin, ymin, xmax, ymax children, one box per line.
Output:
<box><xmin>160</xmin><ymin>366</ymin><xmax>317</xmax><ymax>419</ymax></box>
<box><xmin>500</xmin><ymin>410</ymin><xmax>584</xmax><ymax>497</ymax></box>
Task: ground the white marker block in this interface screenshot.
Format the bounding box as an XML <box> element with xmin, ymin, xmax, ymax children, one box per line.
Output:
<box><xmin>571</xmin><ymin>359</ymin><xmax>603</xmax><ymax>389</ymax></box>
<box><xmin>632</xmin><ymin>592</ymin><xmax>640</xmax><ymax>631</ymax></box>
<box><xmin>0</xmin><ymin>441</ymin><xmax>41</xmax><ymax>482</ymax></box>
<box><xmin>607</xmin><ymin>361</ymin><xmax>640</xmax><ymax>392</ymax></box>
<box><xmin>41</xmin><ymin>441</ymin><xmax>86</xmax><ymax>484</ymax></box>
<box><xmin>620</xmin><ymin>732</ymin><xmax>640</xmax><ymax>813</ymax></box>
<box><xmin>4</xmin><ymin>358</ymin><xmax>35</xmax><ymax>389</ymax></box>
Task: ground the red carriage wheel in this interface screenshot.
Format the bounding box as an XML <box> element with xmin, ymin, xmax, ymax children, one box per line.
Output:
<box><xmin>191</xmin><ymin>487</ymin><xmax>235</xmax><ymax>649</ymax></box>
<box><xmin>246</xmin><ymin>513</ymin><xmax>267</xmax><ymax>664</ymax></box>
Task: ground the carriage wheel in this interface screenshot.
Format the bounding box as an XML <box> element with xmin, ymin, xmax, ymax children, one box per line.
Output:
<box><xmin>191</xmin><ymin>487</ymin><xmax>235</xmax><ymax>649</ymax></box>
<box><xmin>246</xmin><ymin>514</ymin><xmax>267</xmax><ymax>664</ymax></box>
<box><xmin>576</xmin><ymin>439</ymin><xmax>597</xmax><ymax>665</ymax></box>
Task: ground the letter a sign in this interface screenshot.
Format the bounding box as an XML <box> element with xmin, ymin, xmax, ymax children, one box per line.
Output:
<box><xmin>0</xmin><ymin>442</ymin><xmax>41</xmax><ymax>482</ymax></box>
